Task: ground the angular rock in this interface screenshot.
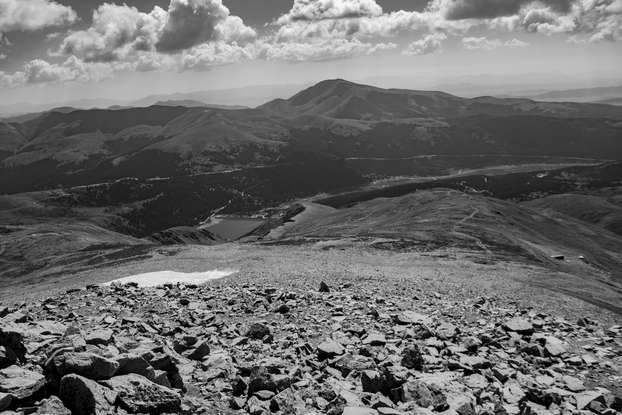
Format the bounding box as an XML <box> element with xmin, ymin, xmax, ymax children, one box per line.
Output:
<box><xmin>102</xmin><ymin>374</ymin><xmax>181</xmax><ymax>414</ymax></box>
<box><xmin>246</xmin><ymin>323</ymin><xmax>271</xmax><ymax>340</ymax></box>
<box><xmin>185</xmin><ymin>341</ymin><xmax>210</xmax><ymax>361</ymax></box>
<box><xmin>59</xmin><ymin>374</ymin><xmax>116</xmax><ymax>415</ymax></box>
<box><xmin>116</xmin><ymin>353</ymin><xmax>156</xmax><ymax>380</ymax></box>
<box><xmin>317</xmin><ymin>339</ymin><xmax>345</xmax><ymax>360</ymax></box>
<box><xmin>401</xmin><ymin>380</ymin><xmax>448</xmax><ymax>411</ymax></box>
<box><xmin>504</xmin><ymin>318</ymin><xmax>534</xmax><ymax>334</ymax></box>
<box><xmin>0</xmin><ymin>365</ymin><xmax>45</xmax><ymax>400</ymax></box>
<box><xmin>53</xmin><ymin>352</ymin><xmax>119</xmax><ymax>380</ymax></box>
<box><xmin>435</xmin><ymin>322</ymin><xmax>457</xmax><ymax>340</ymax></box>
<box><xmin>363</xmin><ymin>332</ymin><xmax>387</xmax><ymax>346</ymax></box>
<box><xmin>85</xmin><ymin>329</ymin><xmax>113</xmax><ymax>346</ymax></box>
<box><xmin>35</xmin><ymin>395</ymin><xmax>71</xmax><ymax>415</ymax></box>
<box><xmin>319</xmin><ymin>282</ymin><xmax>331</xmax><ymax>293</ymax></box>
<box><xmin>401</xmin><ymin>345</ymin><xmax>424</xmax><ymax>370</ymax></box>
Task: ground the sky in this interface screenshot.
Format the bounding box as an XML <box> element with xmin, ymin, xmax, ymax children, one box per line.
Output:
<box><xmin>0</xmin><ymin>0</ymin><xmax>621</xmax><ymax>106</ymax></box>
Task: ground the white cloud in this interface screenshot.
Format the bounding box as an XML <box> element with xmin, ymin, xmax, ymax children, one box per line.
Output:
<box><xmin>0</xmin><ymin>0</ymin><xmax>76</xmax><ymax>32</ymax></box>
<box><xmin>276</xmin><ymin>0</ymin><xmax>383</xmax><ymax>24</ymax></box>
<box><xmin>402</xmin><ymin>32</ymin><xmax>447</xmax><ymax>55</ymax></box>
<box><xmin>57</xmin><ymin>0</ymin><xmax>255</xmax><ymax>62</ymax></box>
<box><xmin>181</xmin><ymin>41</ymin><xmax>254</xmax><ymax>69</ymax></box>
<box><xmin>462</xmin><ymin>36</ymin><xmax>529</xmax><ymax>50</ymax></box>
<box><xmin>257</xmin><ymin>38</ymin><xmax>396</xmax><ymax>62</ymax></box>
<box><xmin>0</xmin><ymin>56</ymin><xmax>122</xmax><ymax>87</ymax></box>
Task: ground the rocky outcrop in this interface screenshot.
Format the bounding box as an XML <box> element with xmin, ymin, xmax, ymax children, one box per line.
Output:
<box><xmin>0</xmin><ymin>277</ymin><xmax>619</xmax><ymax>414</ymax></box>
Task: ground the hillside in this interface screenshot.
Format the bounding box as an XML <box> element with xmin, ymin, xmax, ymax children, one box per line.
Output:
<box><xmin>524</xmin><ymin>193</ymin><xmax>622</xmax><ymax>236</ymax></box>
<box><xmin>2</xmin><ymin>80</ymin><xmax>622</xmax><ymax>194</ymax></box>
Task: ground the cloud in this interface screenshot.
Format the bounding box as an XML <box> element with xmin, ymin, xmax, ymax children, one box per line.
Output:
<box><xmin>462</xmin><ymin>36</ymin><xmax>529</xmax><ymax>50</ymax></box>
<box><xmin>436</xmin><ymin>0</ymin><xmax>574</xmax><ymax>20</ymax></box>
<box><xmin>0</xmin><ymin>56</ymin><xmax>117</xmax><ymax>87</ymax></box>
<box><xmin>0</xmin><ymin>0</ymin><xmax>76</xmax><ymax>33</ymax></box>
<box><xmin>181</xmin><ymin>41</ymin><xmax>254</xmax><ymax>69</ymax></box>
<box><xmin>58</xmin><ymin>0</ymin><xmax>255</xmax><ymax>62</ymax></box>
<box><xmin>276</xmin><ymin>0</ymin><xmax>383</xmax><ymax>23</ymax></box>
<box><xmin>257</xmin><ymin>38</ymin><xmax>396</xmax><ymax>62</ymax></box>
<box><xmin>156</xmin><ymin>0</ymin><xmax>255</xmax><ymax>52</ymax></box>
<box><xmin>402</xmin><ymin>32</ymin><xmax>447</xmax><ymax>55</ymax></box>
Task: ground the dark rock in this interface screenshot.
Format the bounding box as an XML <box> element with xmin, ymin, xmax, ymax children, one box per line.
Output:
<box><xmin>53</xmin><ymin>352</ymin><xmax>119</xmax><ymax>380</ymax></box>
<box><xmin>116</xmin><ymin>353</ymin><xmax>156</xmax><ymax>380</ymax></box>
<box><xmin>102</xmin><ymin>374</ymin><xmax>181</xmax><ymax>414</ymax></box>
<box><xmin>361</xmin><ymin>369</ymin><xmax>403</xmax><ymax>399</ymax></box>
<box><xmin>0</xmin><ymin>365</ymin><xmax>45</xmax><ymax>400</ymax></box>
<box><xmin>247</xmin><ymin>366</ymin><xmax>277</xmax><ymax>395</ymax></box>
<box><xmin>0</xmin><ymin>392</ymin><xmax>12</xmax><ymax>411</ymax></box>
<box><xmin>401</xmin><ymin>345</ymin><xmax>423</xmax><ymax>370</ymax></box>
<box><xmin>59</xmin><ymin>374</ymin><xmax>116</xmax><ymax>415</ymax></box>
<box><xmin>0</xmin><ymin>324</ymin><xmax>26</xmax><ymax>360</ymax></box>
<box><xmin>0</xmin><ymin>345</ymin><xmax>17</xmax><ymax>369</ymax></box>
<box><xmin>185</xmin><ymin>341</ymin><xmax>210</xmax><ymax>361</ymax></box>
<box><xmin>319</xmin><ymin>282</ymin><xmax>331</xmax><ymax>293</ymax></box>
<box><xmin>246</xmin><ymin>323</ymin><xmax>271</xmax><ymax>340</ymax></box>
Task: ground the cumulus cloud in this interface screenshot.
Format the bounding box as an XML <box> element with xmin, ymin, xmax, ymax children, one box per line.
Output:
<box><xmin>402</xmin><ymin>32</ymin><xmax>447</xmax><ymax>55</ymax></box>
<box><xmin>181</xmin><ymin>41</ymin><xmax>254</xmax><ymax>69</ymax></box>
<box><xmin>0</xmin><ymin>0</ymin><xmax>76</xmax><ymax>33</ymax></box>
<box><xmin>58</xmin><ymin>3</ymin><xmax>167</xmax><ymax>62</ymax></box>
<box><xmin>257</xmin><ymin>38</ymin><xmax>395</xmax><ymax>62</ymax></box>
<box><xmin>462</xmin><ymin>36</ymin><xmax>529</xmax><ymax>50</ymax></box>
<box><xmin>0</xmin><ymin>56</ymin><xmax>117</xmax><ymax>87</ymax></box>
<box><xmin>435</xmin><ymin>0</ymin><xmax>574</xmax><ymax>20</ymax></box>
<box><xmin>57</xmin><ymin>0</ymin><xmax>255</xmax><ymax>62</ymax></box>
<box><xmin>276</xmin><ymin>0</ymin><xmax>383</xmax><ymax>23</ymax></box>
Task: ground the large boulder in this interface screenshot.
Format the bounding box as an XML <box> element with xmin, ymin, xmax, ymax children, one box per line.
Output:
<box><xmin>102</xmin><ymin>374</ymin><xmax>181</xmax><ymax>414</ymax></box>
<box><xmin>53</xmin><ymin>352</ymin><xmax>119</xmax><ymax>380</ymax></box>
<box><xmin>0</xmin><ymin>365</ymin><xmax>45</xmax><ymax>400</ymax></box>
<box><xmin>59</xmin><ymin>374</ymin><xmax>116</xmax><ymax>415</ymax></box>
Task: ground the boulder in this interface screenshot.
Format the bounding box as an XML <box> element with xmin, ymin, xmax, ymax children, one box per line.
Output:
<box><xmin>319</xmin><ymin>282</ymin><xmax>331</xmax><ymax>293</ymax></box>
<box><xmin>102</xmin><ymin>373</ymin><xmax>181</xmax><ymax>414</ymax></box>
<box><xmin>0</xmin><ymin>365</ymin><xmax>45</xmax><ymax>400</ymax></box>
<box><xmin>85</xmin><ymin>329</ymin><xmax>113</xmax><ymax>346</ymax></box>
<box><xmin>59</xmin><ymin>374</ymin><xmax>116</xmax><ymax>415</ymax></box>
<box><xmin>401</xmin><ymin>380</ymin><xmax>448</xmax><ymax>411</ymax></box>
<box><xmin>363</xmin><ymin>332</ymin><xmax>387</xmax><ymax>346</ymax></box>
<box><xmin>504</xmin><ymin>318</ymin><xmax>534</xmax><ymax>334</ymax></box>
<box><xmin>401</xmin><ymin>345</ymin><xmax>424</xmax><ymax>370</ymax></box>
<box><xmin>246</xmin><ymin>323</ymin><xmax>271</xmax><ymax>340</ymax></box>
<box><xmin>53</xmin><ymin>352</ymin><xmax>119</xmax><ymax>380</ymax></box>
<box><xmin>116</xmin><ymin>353</ymin><xmax>156</xmax><ymax>380</ymax></box>
<box><xmin>317</xmin><ymin>339</ymin><xmax>345</xmax><ymax>360</ymax></box>
<box><xmin>185</xmin><ymin>341</ymin><xmax>210</xmax><ymax>361</ymax></box>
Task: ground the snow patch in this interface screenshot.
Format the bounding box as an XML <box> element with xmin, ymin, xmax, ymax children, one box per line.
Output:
<box><xmin>102</xmin><ymin>269</ymin><xmax>237</xmax><ymax>287</ymax></box>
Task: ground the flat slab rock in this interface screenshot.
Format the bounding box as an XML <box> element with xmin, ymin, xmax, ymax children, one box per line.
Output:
<box><xmin>0</xmin><ymin>365</ymin><xmax>45</xmax><ymax>400</ymax></box>
<box><xmin>102</xmin><ymin>373</ymin><xmax>181</xmax><ymax>414</ymax></box>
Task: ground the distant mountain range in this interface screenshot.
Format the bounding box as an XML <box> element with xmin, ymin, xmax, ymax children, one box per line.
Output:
<box><xmin>1</xmin><ymin>79</ymin><xmax>622</xmax><ymax>195</ymax></box>
<box><xmin>527</xmin><ymin>85</ymin><xmax>622</xmax><ymax>104</ymax></box>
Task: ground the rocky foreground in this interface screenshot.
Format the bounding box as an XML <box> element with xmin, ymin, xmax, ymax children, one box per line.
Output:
<box><xmin>0</xmin><ymin>275</ymin><xmax>620</xmax><ymax>415</ymax></box>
